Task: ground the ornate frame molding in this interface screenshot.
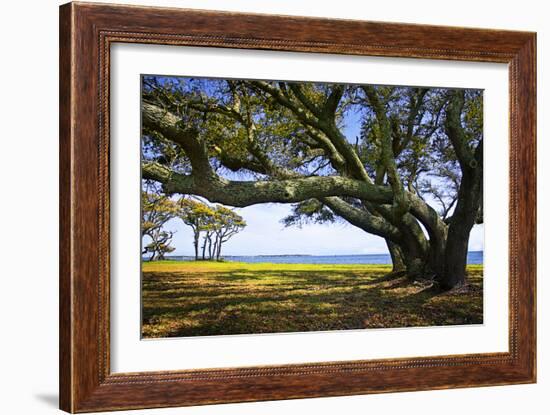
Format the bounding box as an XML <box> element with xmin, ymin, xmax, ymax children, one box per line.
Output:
<box><xmin>60</xmin><ymin>2</ymin><xmax>536</xmax><ymax>412</ymax></box>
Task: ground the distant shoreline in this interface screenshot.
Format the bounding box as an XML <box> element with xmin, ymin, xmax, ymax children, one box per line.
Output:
<box><xmin>144</xmin><ymin>251</ymin><xmax>484</xmax><ymax>265</ymax></box>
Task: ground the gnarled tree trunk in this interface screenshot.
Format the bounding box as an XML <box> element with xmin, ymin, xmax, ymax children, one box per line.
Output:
<box><xmin>387</xmin><ymin>241</ymin><xmax>406</xmax><ymax>273</ymax></box>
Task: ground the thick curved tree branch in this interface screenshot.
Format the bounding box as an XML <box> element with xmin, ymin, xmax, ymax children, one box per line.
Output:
<box><xmin>143</xmin><ymin>161</ymin><xmax>394</xmax><ymax>207</ymax></box>
<box><xmin>445</xmin><ymin>90</ymin><xmax>478</xmax><ymax>172</ymax></box>
<box><xmin>142</xmin><ymin>102</ymin><xmax>213</xmax><ymax>176</ymax></box>
<box><xmin>408</xmin><ymin>193</ymin><xmax>448</xmax><ymax>246</ymax></box>
<box><xmin>321</xmin><ymin>197</ymin><xmax>402</xmax><ymax>243</ymax></box>
<box><xmin>323</xmin><ymin>84</ymin><xmax>345</xmax><ymax>117</ymax></box>
<box><xmin>363</xmin><ymin>86</ymin><xmax>410</xmax><ymax>218</ymax></box>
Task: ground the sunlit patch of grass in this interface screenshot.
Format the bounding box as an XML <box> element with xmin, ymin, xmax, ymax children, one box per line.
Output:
<box><xmin>141</xmin><ymin>261</ymin><xmax>483</xmax><ymax>338</ymax></box>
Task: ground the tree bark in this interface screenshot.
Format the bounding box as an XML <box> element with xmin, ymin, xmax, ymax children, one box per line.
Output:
<box><xmin>207</xmin><ymin>235</ymin><xmax>213</xmax><ymax>260</ymax></box>
<box><xmin>387</xmin><ymin>241</ymin><xmax>406</xmax><ymax>273</ymax></box>
<box><xmin>216</xmin><ymin>240</ymin><xmax>222</xmax><ymax>261</ymax></box>
<box><xmin>213</xmin><ymin>236</ymin><xmax>219</xmax><ymax>261</ymax></box>
<box><xmin>201</xmin><ymin>235</ymin><xmax>207</xmax><ymax>260</ymax></box>
<box><xmin>439</xmin><ymin>169</ymin><xmax>482</xmax><ymax>289</ymax></box>
<box><xmin>193</xmin><ymin>230</ymin><xmax>199</xmax><ymax>260</ymax></box>
<box><xmin>441</xmin><ymin>224</ymin><xmax>471</xmax><ymax>289</ymax></box>
<box><xmin>143</xmin><ymin>160</ymin><xmax>394</xmax><ymax>208</ymax></box>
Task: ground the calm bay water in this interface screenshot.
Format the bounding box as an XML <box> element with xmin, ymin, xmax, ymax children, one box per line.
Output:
<box><xmin>166</xmin><ymin>251</ymin><xmax>483</xmax><ymax>265</ymax></box>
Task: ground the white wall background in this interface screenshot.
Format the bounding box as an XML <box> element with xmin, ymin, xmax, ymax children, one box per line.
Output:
<box><xmin>0</xmin><ymin>0</ymin><xmax>546</xmax><ymax>414</ymax></box>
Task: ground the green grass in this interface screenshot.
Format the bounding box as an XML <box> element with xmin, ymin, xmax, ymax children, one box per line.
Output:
<box><xmin>141</xmin><ymin>261</ymin><xmax>483</xmax><ymax>338</ymax></box>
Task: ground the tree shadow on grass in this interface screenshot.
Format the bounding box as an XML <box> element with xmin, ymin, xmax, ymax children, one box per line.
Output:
<box><xmin>141</xmin><ymin>268</ymin><xmax>482</xmax><ymax>338</ymax></box>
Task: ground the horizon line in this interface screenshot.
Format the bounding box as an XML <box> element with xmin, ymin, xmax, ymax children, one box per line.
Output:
<box><xmin>156</xmin><ymin>250</ymin><xmax>484</xmax><ymax>258</ymax></box>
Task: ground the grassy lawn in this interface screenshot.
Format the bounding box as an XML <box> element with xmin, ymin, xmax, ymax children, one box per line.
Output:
<box><xmin>141</xmin><ymin>261</ymin><xmax>483</xmax><ymax>338</ymax></box>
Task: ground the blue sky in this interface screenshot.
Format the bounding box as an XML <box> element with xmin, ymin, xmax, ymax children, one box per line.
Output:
<box><xmin>162</xmin><ymin>203</ymin><xmax>484</xmax><ymax>256</ymax></box>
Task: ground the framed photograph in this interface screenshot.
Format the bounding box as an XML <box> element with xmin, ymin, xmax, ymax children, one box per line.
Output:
<box><xmin>59</xmin><ymin>2</ymin><xmax>536</xmax><ymax>412</ymax></box>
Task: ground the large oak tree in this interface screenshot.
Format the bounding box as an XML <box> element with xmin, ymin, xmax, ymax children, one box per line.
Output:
<box><xmin>141</xmin><ymin>77</ymin><xmax>482</xmax><ymax>289</ymax></box>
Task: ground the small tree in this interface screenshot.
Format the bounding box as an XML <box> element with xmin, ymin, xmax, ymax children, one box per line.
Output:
<box><xmin>141</xmin><ymin>189</ymin><xmax>177</xmax><ymax>261</ymax></box>
<box><xmin>176</xmin><ymin>199</ymin><xmax>215</xmax><ymax>260</ymax></box>
<box><xmin>200</xmin><ymin>213</ymin><xmax>218</xmax><ymax>260</ymax></box>
<box><xmin>212</xmin><ymin>206</ymin><xmax>246</xmax><ymax>260</ymax></box>
<box><xmin>143</xmin><ymin>228</ymin><xmax>175</xmax><ymax>261</ymax></box>
<box><xmin>176</xmin><ymin>198</ymin><xmax>246</xmax><ymax>260</ymax></box>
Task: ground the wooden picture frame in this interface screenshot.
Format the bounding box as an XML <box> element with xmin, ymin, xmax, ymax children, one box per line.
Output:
<box><xmin>59</xmin><ymin>2</ymin><xmax>536</xmax><ymax>412</ymax></box>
